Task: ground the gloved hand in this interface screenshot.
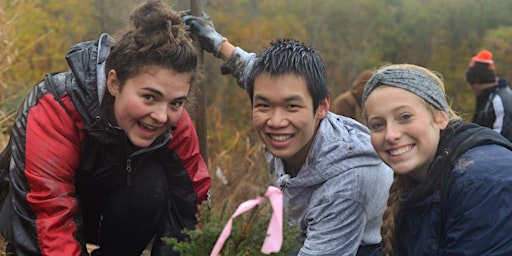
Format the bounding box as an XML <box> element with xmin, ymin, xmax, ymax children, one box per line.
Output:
<box><xmin>182</xmin><ymin>12</ymin><xmax>227</xmax><ymax>58</ymax></box>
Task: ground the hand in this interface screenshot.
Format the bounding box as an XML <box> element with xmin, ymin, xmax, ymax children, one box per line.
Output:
<box><xmin>182</xmin><ymin>12</ymin><xmax>227</xmax><ymax>58</ymax></box>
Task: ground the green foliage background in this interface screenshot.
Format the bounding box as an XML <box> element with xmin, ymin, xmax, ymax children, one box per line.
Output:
<box><xmin>3</xmin><ymin>0</ymin><xmax>512</xmax><ymax>221</ymax></box>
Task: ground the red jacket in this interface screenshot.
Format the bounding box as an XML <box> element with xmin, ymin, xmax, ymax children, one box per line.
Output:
<box><xmin>0</xmin><ymin>35</ymin><xmax>211</xmax><ymax>255</ymax></box>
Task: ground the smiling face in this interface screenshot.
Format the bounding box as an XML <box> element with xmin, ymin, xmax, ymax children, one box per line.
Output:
<box><xmin>107</xmin><ymin>66</ymin><xmax>191</xmax><ymax>148</ymax></box>
<box><xmin>364</xmin><ymin>86</ymin><xmax>449</xmax><ymax>181</ymax></box>
<box><xmin>252</xmin><ymin>73</ymin><xmax>329</xmax><ymax>174</ymax></box>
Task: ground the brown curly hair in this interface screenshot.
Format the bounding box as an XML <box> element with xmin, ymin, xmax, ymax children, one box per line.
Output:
<box><xmin>105</xmin><ymin>0</ymin><xmax>199</xmax><ymax>88</ymax></box>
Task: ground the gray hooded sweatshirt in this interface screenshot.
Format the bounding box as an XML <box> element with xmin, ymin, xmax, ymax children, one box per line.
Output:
<box><xmin>266</xmin><ymin>112</ymin><xmax>393</xmax><ymax>256</ymax></box>
<box><xmin>221</xmin><ymin>48</ymin><xmax>393</xmax><ymax>255</ymax></box>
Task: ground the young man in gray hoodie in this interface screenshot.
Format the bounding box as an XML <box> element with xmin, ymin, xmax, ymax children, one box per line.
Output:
<box><xmin>184</xmin><ymin>15</ymin><xmax>393</xmax><ymax>256</ymax></box>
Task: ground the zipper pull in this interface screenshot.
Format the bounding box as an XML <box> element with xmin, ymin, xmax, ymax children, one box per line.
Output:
<box><xmin>126</xmin><ymin>158</ymin><xmax>132</xmax><ymax>186</ymax></box>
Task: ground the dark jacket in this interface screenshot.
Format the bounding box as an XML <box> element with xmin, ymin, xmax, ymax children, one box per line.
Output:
<box><xmin>0</xmin><ymin>34</ymin><xmax>211</xmax><ymax>255</ymax></box>
<box><xmin>395</xmin><ymin>121</ymin><xmax>512</xmax><ymax>255</ymax></box>
<box><xmin>473</xmin><ymin>78</ymin><xmax>512</xmax><ymax>141</ymax></box>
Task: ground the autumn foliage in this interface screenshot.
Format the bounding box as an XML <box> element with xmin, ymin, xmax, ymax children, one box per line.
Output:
<box><xmin>3</xmin><ymin>0</ymin><xmax>512</xmax><ymax>252</ymax></box>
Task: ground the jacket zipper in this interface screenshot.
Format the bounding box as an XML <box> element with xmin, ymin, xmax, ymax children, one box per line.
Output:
<box><xmin>124</xmin><ymin>131</ymin><xmax>171</xmax><ymax>187</ymax></box>
<box><xmin>126</xmin><ymin>158</ymin><xmax>132</xmax><ymax>186</ymax></box>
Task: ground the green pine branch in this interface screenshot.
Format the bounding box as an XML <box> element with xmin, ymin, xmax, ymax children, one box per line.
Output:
<box><xmin>163</xmin><ymin>199</ymin><xmax>303</xmax><ymax>255</ymax></box>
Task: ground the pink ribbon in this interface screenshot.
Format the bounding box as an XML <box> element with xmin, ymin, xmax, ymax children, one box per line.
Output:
<box><xmin>210</xmin><ymin>186</ymin><xmax>283</xmax><ymax>256</ymax></box>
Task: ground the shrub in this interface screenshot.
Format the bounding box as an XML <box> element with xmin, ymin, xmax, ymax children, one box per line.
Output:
<box><xmin>164</xmin><ymin>199</ymin><xmax>303</xmax><ymax>256</ymax></box>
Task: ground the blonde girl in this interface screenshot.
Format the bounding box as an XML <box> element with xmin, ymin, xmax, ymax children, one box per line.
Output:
<box><xmin>363</xmin><ymin>64</ymin><xmax>512</xmax><ymax>255</ymax></box>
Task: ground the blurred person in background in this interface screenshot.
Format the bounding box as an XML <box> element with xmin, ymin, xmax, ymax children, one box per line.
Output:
<box><xmin>331</xmin><ymin>70</ymin><xmax>373</xmax><ymax>123</ymax></box>
<box><xmin>465</xmin><ymin>49</ymin><xmax>512</xmax><ymax>142</ymax></box>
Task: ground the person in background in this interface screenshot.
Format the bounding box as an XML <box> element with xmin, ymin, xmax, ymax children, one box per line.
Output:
<box><xmin>465</xmin><ymin>49</ymin><xmax>512</xmax><ymax>141</ymax></box>
<box><xmin>331</xmin><ymin>70</ymin><xmax>373</xmax><ymax>123</ymax></box>
<box><xmin>0</xmin><ymin>1</ymin><xmax>211</xmax><ymax>255</ymax></box>
<box><xmin>183</xmin><ymin>14</ymin><xmax>393</xmax><ymax>256</ymax></box>
<box><xmin>363</xmin><ymin>63</ymin><xmax>512</xmax><ymax>255</ymax></box>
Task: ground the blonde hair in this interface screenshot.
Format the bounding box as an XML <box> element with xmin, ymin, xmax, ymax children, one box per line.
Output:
<box><xmin>369</xmin><ymin>64</ymin><xmax>461</xmax><ymax>256</ymax></box>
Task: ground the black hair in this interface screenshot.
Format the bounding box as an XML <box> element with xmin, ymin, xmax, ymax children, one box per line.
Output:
<box><xmin>245</xmin><ymin>38</ymin><xmax>329</xmax><ymax>112</ymax></box>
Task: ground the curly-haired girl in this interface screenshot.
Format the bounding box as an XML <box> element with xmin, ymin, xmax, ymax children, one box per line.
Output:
<box><xmin>0</xmin><ymin>1</ymin><xmax>210</xmax><ymax>255</ymax></box>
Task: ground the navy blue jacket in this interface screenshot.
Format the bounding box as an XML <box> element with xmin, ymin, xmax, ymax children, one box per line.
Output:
<box><xmin>395</xmin><ymin>122</ymin><xmax>512</xmax><ymax>255</ymax></box>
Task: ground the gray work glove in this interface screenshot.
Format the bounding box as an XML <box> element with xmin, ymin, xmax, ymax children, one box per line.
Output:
<box><xmin>182</xmin><ymin>12</ymin><xmax>227</xmax><ymax>58</ymax></box>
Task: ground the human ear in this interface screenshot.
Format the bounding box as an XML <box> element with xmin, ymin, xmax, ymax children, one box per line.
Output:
<box><xmin>316</xmin><ymin>96</ymin><xmax>330</xmax><ymax>119</ymax></box>
<box><xmin>107</xmin><ymin>70</ymin><xmax>120</xmax><ymax>97</ymax></box>
<box><xmin>436</xmin><ymin>110</ymin><xmax>450</xmax><ymax>130</ymax></box>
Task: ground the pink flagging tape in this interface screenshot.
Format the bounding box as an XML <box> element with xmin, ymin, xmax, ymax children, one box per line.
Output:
<box><xmin>210</xmin><ymin>186</ymin><xmax>283</xmax><ymax>256</ymax></box>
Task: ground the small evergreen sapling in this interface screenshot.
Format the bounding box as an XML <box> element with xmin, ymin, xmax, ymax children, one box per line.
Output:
<box><xmin>164</xmin><ymin>198</ymin><xmax>303</xmax><ymax>255</ymax></box>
